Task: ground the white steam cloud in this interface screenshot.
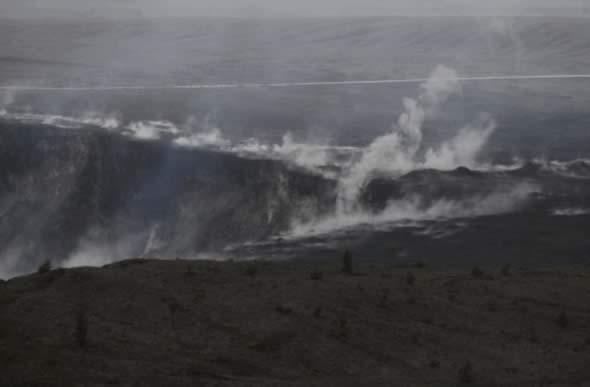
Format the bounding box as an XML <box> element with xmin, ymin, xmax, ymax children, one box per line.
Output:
<box><xmin>173</xmin><ymin>128</ymin><xmax>230</xmax><ymax>148</ymax></box>
<box><xmin>0</xmin><ymin>245</ymin><xmax>25</xmax><ymax>280</ymax></box>
<box><xmin>61</xmin><ymin>228</ymin><xmax>151</xmax><ymax>269</ymax></box>
<box><xmin>338</xmin><ymin>65</ymin><xmax>496</xmax><ymax>211</ymax></box>
<box><xmin>125</xmin><ymin>120</ymin><xmax>179</xmax><ymax>140</ymax></box>
<box><xmin>423</xmin><ymin>114</ymin><xmax>496</xmax><ymax>170</ymax></box>
<box><xmin>174</xmin><ymin>129</ymin><xmax>360</xmax><ymax>176</ymax></box>
<box><xmin>291</xmin><ymin>182</ymin><xmax>539</xmax><ymax>237</ymax></box>
<box><xmin>0</xmin><ymin>91</ymin><xmax>16</xmax><ymax>114</ymax></box>
<box><xmin>0</xmin><ymin>108</ymin><xmax>120</xmax><ymax>130</ymax></box>
<box><xmin>287</xmin><ymin>65</ymin><xmax>528</xmax><ymax>237</ymax></box>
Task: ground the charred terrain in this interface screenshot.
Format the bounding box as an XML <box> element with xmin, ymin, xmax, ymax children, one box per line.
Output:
<box><xmin>1</xmin><ymin>258</ymin><xmax>590</xmax><ymax>386</ymax></box>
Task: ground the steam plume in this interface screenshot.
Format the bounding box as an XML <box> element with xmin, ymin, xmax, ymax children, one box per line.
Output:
<box><xmin>339</xmin><ymin>65</ymin><xmax>471</xmax><ymax>210</ymax></box>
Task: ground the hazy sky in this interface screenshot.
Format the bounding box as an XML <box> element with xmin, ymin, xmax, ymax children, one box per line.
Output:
<box><xmin>1</xmin><ymin>0</ymin><xmax>589</xmax><ymax>19</ymax></box>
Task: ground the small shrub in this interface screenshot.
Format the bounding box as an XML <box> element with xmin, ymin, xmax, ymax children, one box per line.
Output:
<box><xmin>421</xmin><ymin>316</ymin><xmax>434</xmax><ymax>325</ymax></box>
<box><xmin>162</xmin><ymin>296</ymin><xmax>181</xmax><ymax>317</ymax></box>
<box><xmin>501</xmin><ymin>264</ymin><xmax>512</xmax><ymax>277</ymax></box>
<box><xmin>43</xmin><ymin>268</ymin><xmax>66</xmax><ymax>284</ymax></box>
<box><xmin>338</xmin><ymin>317</ymin><xmax>348</xmax><ymax>338</ymax></box>
<box><xmin>75</xmin><ymin>302</ymin><xmax>88</xmax><ymax>348</ymax></box>
<box><xmin>529</xmin><ymin>327</ymin><xmax>539</xmax><ymax>343</ymax></box>
<box><xmin>38</xmin><ymin>260</ymin><xmax>52</xmax><ymax>274</ymax></box>
<box><xmin>471</xmin><ymin>267</ymin><xmax>484</xmax><ymax>279</ymax></box>
<box><xmin>313</xmin><ymin>306</ymin><xmax>323</xmax><ymax>319</ymax></box>
<box><xmin>310</xmin><ymin>271</ymin><xmax>323</xmax><ymax>281</ymax></box>
<box><xmin>406</xmin><ymin>272</ymin><xmax>416</xmax><ymax>286</ymax></box>
<box><xmin>430</xmin><ymin>360</ymin><xmax>441</xmax><ymax>368</ymax></box>
<box><xmin>275</xmin><ymin>304</ymin><xmax>293</xmax><ymax>315</ymax></box>
<box><xmin>341</xmin><ymin>250</ymin><xmax>353</xmax><ymax>275</ymax></box>
<box><xmin>245</xmin><ymin>265</ymin><xmax>258</xmax><ymax>278</ymax></box>
<box><xmin>379</xmin><ymin>289</ymin><xmax>390</xmax><ymax>308</ymax></box>
<box><xmin>505</xmin><ymin>367</ymin><xmax>519</xmax><ymax>375</ymax></box>
<box><xmin>250</xmin><ymin>331</ymin><xmax>297</xmax><ymax>353</ymax></box>
<box><xmin>458</xmin><ymin>361</ymin><xmax>474</xmax><ymax>384</ymax></box>
<box><xmin>339</xmin><ymin>317</ymin><xmax>347</xmax><ymax>329</ymax></box>
<box><xmin>556</xmin><ymin>311</ymin><xmax>569</xmax><ymax>329</ymax></box>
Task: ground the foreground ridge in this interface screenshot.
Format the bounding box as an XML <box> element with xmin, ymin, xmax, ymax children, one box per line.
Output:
<box><xmin>1</xmin><ymin>258</ymin><xmax>589</xmax><ymax>386</ymax></box>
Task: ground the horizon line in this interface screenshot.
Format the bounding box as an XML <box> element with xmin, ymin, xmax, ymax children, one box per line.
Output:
<box><xmin>2</xmin><ymin>74</ymin><xmax>590</xmax><ymax>92</ymax></box>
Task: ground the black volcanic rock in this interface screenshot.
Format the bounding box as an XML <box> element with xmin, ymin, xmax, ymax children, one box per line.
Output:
<box><xmin>0</xmin><ymin>123</ymin><xmax>337</xmax><ymax>274</ymax></box>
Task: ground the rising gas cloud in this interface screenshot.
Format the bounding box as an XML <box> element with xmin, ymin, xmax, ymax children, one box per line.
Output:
<box><xmin>337</xmin><ymin>65</ymin><xmax>496</xmax><ymax>211</ymax></box>
<box><xmin>286</xmin><ymin>65</ymin><xmax>537</xmax><ymax>237</ymax></box>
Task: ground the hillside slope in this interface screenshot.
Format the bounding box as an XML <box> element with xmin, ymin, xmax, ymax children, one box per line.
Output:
<box><xmin>1</xmin><ymin>259</ymin><xmax>590</xmax><ymax>386</ymax></box>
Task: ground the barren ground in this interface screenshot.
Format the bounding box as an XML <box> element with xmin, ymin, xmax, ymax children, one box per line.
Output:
<box><xmin>1</xmin><ymin>258</ymin><xmax>590</xmax><ymax>386</ymax></box>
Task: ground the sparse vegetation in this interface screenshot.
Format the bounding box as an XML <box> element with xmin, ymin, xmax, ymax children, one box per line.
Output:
<box><xmin>379</xmin><ymin>289</ymin><xmax>389</xmax><ymax>308</ymax></box>
<box><xmin>501</xmin><ymin>264</ymin><xmax>512</xmax><ymax>277</ymax></box>
<box><xmin>37</xmin><ymin>260</ymin><xmax>52</xmax><ymax>274</ymax></box>
<box><xmin>557</xmin><ymin>311</ymin><xmax>569</xmax><ymax>329</ymax></box>
<box><xmin>313</xmin><ymin>306</ymin><xmax>323</xmax><ymax>319</ymax></box>
<box><xmin>75</xmin><ymin>301</ymin><xmax>88</xmax><ymax>348</ymax></box>
<box><xmin>471</xmin><ymin>267</ymin><xmax>484</xmax><ymax>279</ymax></box>
<box><xmin>310</xmin><ymin>271</ymin><xmax>323</xmax><ymax>281</ymax></box>
<box><xmin>458</xmin><ymin>361</ymin><xmax>474</xmax><ymax>384</ymax></box>
<box><xmin>337</xmin><ymin>317</ymin><xmax>348</xmax><ymax>338</ymax></box>
<box><xmin>275</xmin><ymin>304</ymin><xmax>293</xmax><ymax>315</ymax></box>
<box><xmin>250</xmin><ymin>331</ymin><xmax>297</xmax><ymax>353</ymax></box>
<box><xmin>1</xmin><ymin>258</ymin><xmax>589</xmax><ymax>386</ymax></box>
<box><xmin>406</xmin><ymin>272</ymin><xmax>416</xmax><ymax>286</ymax></box>
<box><xmin>421</xmin><ymin>316</ymin><xmax>434</xmax><ymax>325</ymax></box>
<box><xmin>162</xmin><ymin>296</ymin><xmax>181</xmax><ymax>317</ymax></box>
<box><xmin>42</xmin><ymin>268</ymin><xmax>66</xmax><ymax>285</ymax></box>
<box><xmin>245</xmin><ymin>265</ymin><xmax>258</xmax><ymax>278</ymax></box>
<box><xmin>341</xmin><ymin>250</ymin><xmax>353</xmax><ymax>275</ymax></box>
